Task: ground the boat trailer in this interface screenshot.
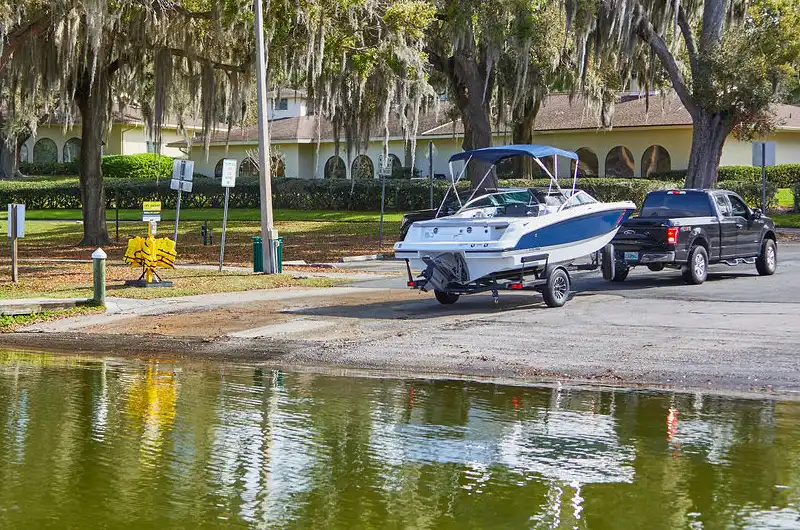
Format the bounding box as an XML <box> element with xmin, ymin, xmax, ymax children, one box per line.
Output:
<box><xmin>403</xmin><ymin>250</ymin><xmax>606</xmax><ymax>308</ymax></box>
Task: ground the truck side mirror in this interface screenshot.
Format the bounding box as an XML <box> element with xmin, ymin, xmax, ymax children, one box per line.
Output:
<box><xmin>752</xmin><ymin>208</ymin><xmax>762</xmax><ymax>219</ymax></box>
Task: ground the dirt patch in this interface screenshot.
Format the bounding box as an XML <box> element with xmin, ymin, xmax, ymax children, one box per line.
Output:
<box><xmin>81</xmin><ymin>289</ymin><xmax>426</xmax><ymax>339</ymax></box>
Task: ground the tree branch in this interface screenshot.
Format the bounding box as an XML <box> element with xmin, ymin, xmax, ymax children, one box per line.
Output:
<box><xmin>425</xmin><ymin>47</ymin><xmax>446</xmax><ymax>73</ymax></box>
<box><xmin>150</xmin><ymin>1</ymin><xmax>214</xmax><ymax>20</ymax></box>
<box><xmin>0</xmin><ymin>15</ymin><xmax>50</xmax><ymax>74</ymax></box>
<box><xmin>165</xmin><ymin>48</ymin><xmax>250</xmax><ymax>73</ymax></box>
<box><xmin>676</xmin><ymin>4</ymin><xmax>698</xmax><ymax>76</ymax></box>
<box><xmin>637</xmin><ymin>13</ymin><xmax>697</xmax><ymax>116</ymax></box>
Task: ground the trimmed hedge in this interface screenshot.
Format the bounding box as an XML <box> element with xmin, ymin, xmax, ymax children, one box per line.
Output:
<box><xmin>721</xmin><ymin>180</ymin><xmax>778</xmax><ymax>210</ymax></box>
<box><xmin>19</xmin><ymin>154</ymin><xmax>175</xmax><ymax>180</ymax></box>
<box><xmin>101</xmin><ymin>154</ymin><xmax>174</xmax><ymax>180</ymax></box>
<box><xmin>650</xmin><ymin>164</ymin><xmax>800</xmax><ymax>188</ymax></box>
<box><xmin>0</xmin><ymin>176</ymin><xmax>682</xmax><ymax>211</ymax></box>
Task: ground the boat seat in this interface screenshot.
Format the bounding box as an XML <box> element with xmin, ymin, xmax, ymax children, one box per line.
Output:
<box><xmin>504</xmin><ymin>203</ymin><xmax>542</xmax><ymax>217</ymax></box>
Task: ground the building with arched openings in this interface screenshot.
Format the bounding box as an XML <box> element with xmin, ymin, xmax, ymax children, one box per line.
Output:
<box><xmin>169</xmin><ymin>91</ymin><xmax>800</xmax><ymax>182</ymax></box>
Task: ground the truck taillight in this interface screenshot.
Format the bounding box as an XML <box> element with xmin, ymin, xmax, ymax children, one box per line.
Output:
<box><xmin>666</xmin><ymin>227</ymin><xmax>679</xmax><ymax>245</ymax></box>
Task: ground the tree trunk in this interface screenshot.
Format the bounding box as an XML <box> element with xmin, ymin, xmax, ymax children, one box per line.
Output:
<box><xmin>511</xmin><ymin>99</ymin><xmax>541</xmax><ymax>179</ymax></box>
<box><xmin>684</xmin><ymin>111</ymin><xmax>732</xmax><ymax>189</ymax></box>
<box><xmin>449</xmin><ymin>53</ymin><xmax>495</xmax><ymax>191</ymax></box>
<box><xmin>0</xmin><ymin>131</ymin><xmax>27</xmax><ymax>179</ymax></box>
<box><xmin>75</xmin><ymin>61</ymin><xmax>112</xmax><ymax>246</ymax></box>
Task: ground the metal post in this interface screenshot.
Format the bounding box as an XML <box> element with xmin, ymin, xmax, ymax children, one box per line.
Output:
<box><xmin>173</xmin><ymin>188</ymin><xmax>182</xmax><ymax>244</ymax></box>
<box><xmin>761</xmin><ymin>142</ymin><xmax>767</xmax><ymax>211</ymax></box>
<box><xmin>428</xmin><ymin>141</ymin><xmax>434</xmax><ymax>209</ymax></box>
<box><xmin>219</xmin><ymin>187</ymin><xmax>231</xmax><ymax>272</ymax></box>
<box><xmin>10</xmin><ymin>204</ymin><xmax>18</xmax><ymax>284</ymax></box>
<box><xmin>379</xmin><ymin>171</ymin><xmax>386</xmax><ymax>248</ymax></box>
<box><xmin>115</xmin><ymin>190</ymin><xmax>120</xmax><ymax>243</ymax></box>
<box><xmin>254</xmin><ymin>0</ymin><xmax>277</xmax><ymax>274</ymax></box>
<box><xmin>92</xmin><ymin>248</ymin><xmax>107</xmax><ymax>304</ymax></box>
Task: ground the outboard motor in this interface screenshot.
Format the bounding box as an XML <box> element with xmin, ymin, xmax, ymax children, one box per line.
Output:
<box><xmin>420</xmin><ymin>252</ymin><xmax>470</xmax><ymax>292</ymax></box>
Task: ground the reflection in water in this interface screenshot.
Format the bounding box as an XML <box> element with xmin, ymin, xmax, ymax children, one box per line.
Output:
<box><xmin>0</xmin><ymin>352</ymin><xmax>799</xmax><ymax>529</ymax></box>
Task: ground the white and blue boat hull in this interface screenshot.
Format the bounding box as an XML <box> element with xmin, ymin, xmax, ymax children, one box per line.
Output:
<box><xmin>395</xmin><ymin>202</ymin><xmax>635</xmax><ymax>287</ymax></box>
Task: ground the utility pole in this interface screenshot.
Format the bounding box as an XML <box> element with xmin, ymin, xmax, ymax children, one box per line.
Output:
<box><xmin>254</xmin><ymin>0</ymin><xmax>278</xmax><ymax>274</ymax></box>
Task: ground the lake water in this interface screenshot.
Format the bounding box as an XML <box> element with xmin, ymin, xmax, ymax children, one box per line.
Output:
<box><xmin>0</xmin><ymin>351</ymin><xmax>798</xmax><ymax>529</ymax></box>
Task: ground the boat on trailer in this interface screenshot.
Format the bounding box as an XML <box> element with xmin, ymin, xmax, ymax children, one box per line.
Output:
<box><xmin>394</xmin><ymin>144</ymin><xmax>636</xmax><ymax>307</ymax></box>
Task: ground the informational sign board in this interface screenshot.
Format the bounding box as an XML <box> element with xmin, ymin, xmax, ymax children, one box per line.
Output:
<box><xmin>752</xmin><ymin>141</ymin><xmax>776</xmax><ymax>167</ymax></box>
<box><xmin>7</xmin><ymin>203</ymin><xmax>25</xmax><ymax>238</ymax></box>
<box><xmin>171</xmin><ymin>160</ymin><xmax>194</xmax><ymax>244</ymax></box>
<box><xmin>171</xmin><ymin>160</ymin><xmax>195</xmax><ymax>181</ymax></box>
<box><xmin>221</xmin><ymin>159</ymin><xmax>238</xmax><ymax>188</ymax></box>
<box><xmin>142</xmin><ymin>201</ymin><xmax>162</xmax><ymax>222</ymax></box>
<box><xmin>170</xmin><ymin>179</ymin><xmax>194</xmax><ymax>192</ymax></box>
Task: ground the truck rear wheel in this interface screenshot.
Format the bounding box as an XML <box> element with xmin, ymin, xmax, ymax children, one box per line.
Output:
<box><xmin>756</xmin><ymin>238</ymin><xmax>777</xmax><ymax>276</ymax></box>
<box><xmin>682</xmin><ymin>246</ymin><xmax>708</xmax><ymax>285</ymax></box>
<box><xmin>434</xmin><ymin>290</ymin><xmax>459</xmax><ymax>305</ymax></box>
<box><xmin>543</xmin><ymin>268</ymin><xmax>570</xmax><ymax>308</ymax></box>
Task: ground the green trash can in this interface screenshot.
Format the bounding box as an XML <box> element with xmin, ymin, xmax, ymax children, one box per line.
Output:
<box><xmin>252</xmin><ymin>236</ymin><xmax>263</xmax><ymax>273</ymax></box>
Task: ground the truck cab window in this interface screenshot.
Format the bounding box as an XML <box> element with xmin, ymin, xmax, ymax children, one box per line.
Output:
<box><xmin>715</xmin><ymin>195</ymin><xmax>732</xmax><ymax>217</ymax></box>
<box><xmin>728</xmin><ymin>195</ymin><xmax>749</xmax><ymax>218</ymax></box>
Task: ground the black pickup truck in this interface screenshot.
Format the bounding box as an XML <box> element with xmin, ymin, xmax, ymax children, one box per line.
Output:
<box><xmin>607</xmin><ymin>189</ymin><xmax>778</xmax><ymax>284</ymax></box>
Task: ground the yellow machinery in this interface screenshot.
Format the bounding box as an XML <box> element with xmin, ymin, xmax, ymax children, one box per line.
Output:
<box><xmin>123</xmin><ymin>221</ymin><xmax>177</xmax><ymax>287</ymax></box>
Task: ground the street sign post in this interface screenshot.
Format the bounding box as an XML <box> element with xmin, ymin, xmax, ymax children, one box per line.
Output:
<box><xmin>171</xmin><ymin>160</ymin><xmax>194</xmax><ymax>244</ymax></box>
<box><xmin>7</xmin><ymin>203</ymin><xmax>25</xmax><ymax>283</ymax></box>
<box><xmin>752</xmin><ymin>141</ymin><xmax>776</xmax><ymax>210</ymax></box>
<box><xmin>142</xmin><ymin>201</ymin><xmax>162</xmax><ymax>222</ymax></box>
<box><xmin>378</xmin><ymin>157</ymin><xmax>392</xmax><ymax>248</ymax></box>
<box><xmin>219</xmin><ymin>159</ymin><xmax>238</xmax><ymax>271</ymax></box>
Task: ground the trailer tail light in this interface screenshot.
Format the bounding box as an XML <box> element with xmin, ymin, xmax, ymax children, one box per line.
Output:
<box><xmin>407</xmin><ymin>281</ymin><xmax>416</xmax><ymax>287</ymax></box>
<box><xmin>666</xmin><ymin>227</ymin><xmax>679</xmax><ymax>245</ymax></box>
<box><xmin>509</xmin><ymin>283</ymin><xmax>523</xmax><ymax>290</ymax></box>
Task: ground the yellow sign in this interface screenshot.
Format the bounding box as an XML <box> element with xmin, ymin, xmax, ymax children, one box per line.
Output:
<box><xmin>142</xmin><ymin>201</ymin><xmax>162</xmax><ymax>222</ymax></box>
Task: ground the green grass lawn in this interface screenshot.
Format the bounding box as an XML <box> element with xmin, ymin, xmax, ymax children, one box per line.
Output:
<box><xmin>0</xmin><ymin>208</ymin><xmax>405</xmax><ymax>223</ymax></box>
<box><xmin>773</xmin><ymin>214</ymin><xmax>800</xmax><ymax>228</ymax></box>
<box><xmin>777</xmin><ymin>188</ymin><xmax>795</xmax><ymax>209</ymax></box>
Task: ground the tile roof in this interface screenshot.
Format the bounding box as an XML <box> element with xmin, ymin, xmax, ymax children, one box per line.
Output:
<box><xmin>166</xmin><ymin>92</ymin><xmax>800</xmax><ymax>146</ymax></box>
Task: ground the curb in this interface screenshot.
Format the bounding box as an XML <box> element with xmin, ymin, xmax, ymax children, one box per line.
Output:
<box><xmin>340</xmin><ymin>254</ymin><xmax>387</xmax><ymax>262</ymax></box>
<box><xmin>0</xmin><ymin>298</ymin><xmax>87</xmax><ymax>316</ymax></box>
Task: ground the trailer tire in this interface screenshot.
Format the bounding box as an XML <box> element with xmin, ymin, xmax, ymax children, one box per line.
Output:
<box><xmin>434</xmin><ymin>290</ymin><xmax>459</xmax><ymax>305</ymax></box>
<box><xmin>647</xmin><ymin>263</ymin><xmax>665</xmax><ymax>272</ymax></box>
<box><xmin>601</xmin><ymin>244</ymin><xmax>615</xmax><ymax>281</ymax></box>
<box><xmin>611</xmin><ymin>267</ymin><xmax>630</xmax><ymax>282</ymax></box>
<box><xmin>543</xmin><ymin>268</ymin><xmax>570</xmax><ymax>308</ymax></box>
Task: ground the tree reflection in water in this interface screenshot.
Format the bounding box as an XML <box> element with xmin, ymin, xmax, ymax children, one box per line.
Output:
<box><xmin>0</xmin><ymin>352</ymin><xmax>798</xmax><ymax>529</ymax></box>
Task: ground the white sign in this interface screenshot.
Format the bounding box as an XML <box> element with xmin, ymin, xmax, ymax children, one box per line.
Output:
<box><xmin>221</xmin><ymin>159</ymin><xmax>238</xmax><ymax>187</ymax></box>
<box><xmin>170</xmin><ymin>179</ymin><xmax>193</xmax><ymax>193</ymax></box>
<box><xmin>378</xmin><ymin>165</ymin><xmax>392</xmax><ymax>177</ymax></box>
<box><xmin>752</xmin><ymin>141</ymin><xmax>776</xmax><ymax>167</ymax></box>
<box><xmin>172</xmin><ymin>159</ymin><xmax>195</xmax><ymax>181</ymax></box>
<box><xmin>7</xmin><ymin>204</ymin><xmax>25</xmax><ymax>238</ymax></box>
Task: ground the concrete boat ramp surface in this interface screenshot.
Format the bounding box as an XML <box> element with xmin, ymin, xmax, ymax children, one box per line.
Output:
<box><xmin>2</xmin><ymin>244</ymin><xmax>800</xmax><ymax>395</ymax></box>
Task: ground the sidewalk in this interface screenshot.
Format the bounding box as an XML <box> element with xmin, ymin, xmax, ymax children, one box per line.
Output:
<box><xmin>0</xmin><ymin>298</ymin><xmax>89</xmax><ymax>316</ymax></box>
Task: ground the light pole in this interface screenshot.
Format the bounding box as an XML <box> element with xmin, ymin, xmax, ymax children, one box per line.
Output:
<box><xmin>254</xmin><ymin>0</ymin><xmax>278</xmax><ymax>274</ymax></box>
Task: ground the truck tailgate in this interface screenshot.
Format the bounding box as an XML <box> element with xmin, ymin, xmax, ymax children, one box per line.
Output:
<box><xmin>612</xmin><ymin>218</ymin><xmax>673</xmax><ymax>251</ymax></box>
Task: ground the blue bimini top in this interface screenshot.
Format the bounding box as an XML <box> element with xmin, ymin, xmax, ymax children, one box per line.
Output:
<box><xmin>448</xmin><ymin>144</ymin><xmax>579</xmax><ymax>164</ymax></box>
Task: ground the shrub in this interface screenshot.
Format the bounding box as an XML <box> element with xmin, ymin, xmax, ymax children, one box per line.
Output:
<box><xmin>794</xmin><ymin>183</ymin><xmax>800</xmax><ymax>212</ymax></box>
<box><xmin>19</xmin><ymin>161</ymin><xmax>78</xmax><ymax>175</ymax></box>
<box><xmin>647</xmin><ymin>169</ymin><xmax>688</xmax><ymax>182</ymax></box>
<box><xmin>499</xmin><ymin>178</ymin><xmax>677</xmax><ymax>207</ymax></box>
<box><xmin>720</xmin><ymin>180</ymin><xmax>778</xmax><ymax>210</ymax></box>
<box><xmin>717</xmin><ymin>164</ymin><xmax>800</xmax><ymax>188</ymax></box>
<box><xmin>101</xmin><ymin>154</ymin><xmax>174</xmax><ymax>180</ymax></box>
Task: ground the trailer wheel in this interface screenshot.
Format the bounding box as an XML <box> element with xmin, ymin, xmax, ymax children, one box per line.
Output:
<box><xmin>543</xmin><ymin>268</ymin><xmax>570</xmax><ymax>308</ymax></box>
<box><xmin>434</xmin><ymin>290</ymin><xmax>460</xmax><ymax>305</ymax></box>
<box><xmin>601</xmin><ymin>244</ymin><xmax>616</xmax><ymax>281</ymax></box>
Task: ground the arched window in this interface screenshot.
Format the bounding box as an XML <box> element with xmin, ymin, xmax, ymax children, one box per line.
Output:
<box><xmin>20</xmin><ymin>144</ymin><xmax>29</xmax><ymax>163</ymax></box>
<box><xmin>351</xmin><ymin>155</ymin><xmax>374</xmax><ymax>179</ymax></box>
<box><xmin>641</xmin><ymin>145</ymin><xmax>671</xmax><ymax>177</ymax></box>
<box><xmin>63</xmin><ymin>137</ymin><xmax>81</xmax><ymax>163</ymax></box>
<box><xmin>324</xmin><ymin>155</ymin><xmax>346</xmax><ymax>179</ymax></box>
<box><xmin>33</xmin><ymin>138</ymin><xmax>58</xmax><ymax>164</ymax></box>
<box><xmin>605</xmin><ymin>146</ymin><xmax>635</xmax><ymax>178</ymax></box>
<box><xmin>271</xmin><ymin>155</ymin><xmax>285</xmax><ymax>178</ymax></box>
<box><xmin>214</xmin><ymin>159</ymin><xmax>225</xmax><ymax>178</ymax></box>
<box><xmin>239</xmin><ymin>157</ymin><xmax>259</xmax><ymax>179</ymax></box>
<box><xmin>571</xmin><ymin>147</ymin><xmax>599</xmax><ymax>177</ymax></box>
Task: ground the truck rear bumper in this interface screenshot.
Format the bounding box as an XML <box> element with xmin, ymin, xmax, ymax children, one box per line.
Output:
<box><xmin>616</xmin><ymin>251</ymin><xmax>676</xmax><ymax>265</ymax></box>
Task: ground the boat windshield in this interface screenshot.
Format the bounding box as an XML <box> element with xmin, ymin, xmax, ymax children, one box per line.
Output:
<box><xmin>459</xmin><ymin>191</ymin><xmax>535</xmax><ymax>212</ymax></box>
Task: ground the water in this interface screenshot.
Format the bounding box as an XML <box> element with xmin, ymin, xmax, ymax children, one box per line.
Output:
<box><xmin>0</xmin><ymin>352</ymin><xmax>798</xmax><ymax>529</ymax></box>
